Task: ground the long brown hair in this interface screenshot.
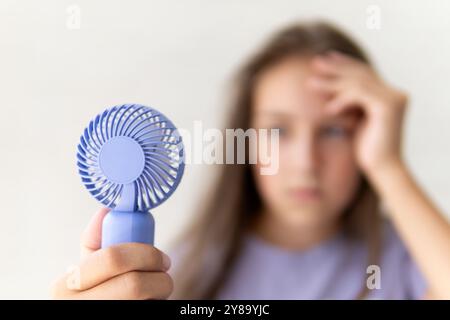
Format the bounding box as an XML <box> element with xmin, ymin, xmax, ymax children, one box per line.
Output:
<box><xmin>170</xmin><ymin>21</ymin><xmax>382</xmax><ymax>299</ymax></box>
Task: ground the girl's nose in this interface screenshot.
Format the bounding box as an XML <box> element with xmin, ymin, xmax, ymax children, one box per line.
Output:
<box><xmin>288</xmin><ymin>131</ymin><xmax>318</xmax><ymax>174</ymax></box>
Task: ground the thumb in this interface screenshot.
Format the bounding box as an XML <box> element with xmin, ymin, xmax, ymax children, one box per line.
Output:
<box><xmin>80</xmin><ymin>207</ymin><xmax>110</xmax><ymax>260</ymax></box>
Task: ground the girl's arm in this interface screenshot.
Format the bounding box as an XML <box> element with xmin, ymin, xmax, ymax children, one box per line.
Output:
<box><xmin>308</xmin><ymin>51</ymin><xmax>450</xmax><ymax>299</ymax></box>
<box><xmin>369</xmin><ymin>159</ymin><xmax>450</xmax><ymax>299</ymax></box>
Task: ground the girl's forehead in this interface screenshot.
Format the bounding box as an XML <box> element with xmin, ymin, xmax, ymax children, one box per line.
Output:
<box><xmin>252</xmin><ymin>109</ymin><xmax>359</xmax><ymax>129</ymax></box>
<box><xmin>252</xmin><ymin>87</ymin><xmax>331</xmax><ymax>123</ymax></box>
<box><xmin>253</xmin><ymin>57</ymin><xmax>330</xmax><ymax>120</ymax></box>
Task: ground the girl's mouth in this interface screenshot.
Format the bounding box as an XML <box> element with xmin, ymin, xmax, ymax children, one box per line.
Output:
<box><xmin>288</xmin><ymin>187</ymin><xmax>322</xmax><ymax>201</ymax></box>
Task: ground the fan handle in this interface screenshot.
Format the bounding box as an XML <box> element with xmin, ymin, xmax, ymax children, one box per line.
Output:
<box><xmin>101</xmin><ymin>210</ymin><xmax>155</xmax><ymax>248</ymax></box>
<box><xmin>100</xmin><ymin>182</ymin><xmax>154</xmax><ymax>248</ymax></box>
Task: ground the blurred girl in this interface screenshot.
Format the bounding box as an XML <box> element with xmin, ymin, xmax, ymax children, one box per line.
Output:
<box><xmin>52</xmin><ymin>21</ymin><xmax>450</xmax><ymax>300</ymax></box>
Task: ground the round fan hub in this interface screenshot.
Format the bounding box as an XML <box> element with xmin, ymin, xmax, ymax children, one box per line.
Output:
<box><xmin>98</xmin><ymin>136</ymin><xmax>145</xmax><ymax>184</ymax></box>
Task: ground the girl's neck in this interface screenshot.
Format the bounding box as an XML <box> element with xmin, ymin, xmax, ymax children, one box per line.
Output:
<box><xmin>248</xmin><ymin>210</ymin><xmax>342</xmax><ymax>251</ymax></box>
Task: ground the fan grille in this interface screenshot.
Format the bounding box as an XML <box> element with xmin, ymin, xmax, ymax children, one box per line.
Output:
<box><xmin>77</xmin><ymin>104</ymin><xmax>185</xmax><ymax>211</ymax></box>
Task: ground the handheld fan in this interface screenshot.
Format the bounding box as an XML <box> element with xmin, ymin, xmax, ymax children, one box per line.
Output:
<box><xmin>77</xmin><ymin>104</ymin><xmax>185</xmax><ymax>248</ymax></box>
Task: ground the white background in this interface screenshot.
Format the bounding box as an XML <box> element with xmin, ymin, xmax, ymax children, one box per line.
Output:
<box><xmin>0</xmin><ymin>0</ymin><xmax>449</xmax><ymax>299</ymax></box>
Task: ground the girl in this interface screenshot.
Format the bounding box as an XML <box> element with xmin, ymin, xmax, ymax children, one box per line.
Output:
<box><xmin>51</xmin><ymin>21</ymin><xmax>450</xmax><ymax>299</ymax></box>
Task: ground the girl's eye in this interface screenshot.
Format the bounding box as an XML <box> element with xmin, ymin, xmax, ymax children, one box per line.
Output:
<box><xmin>320</xmin><ymin>125</ymin><xmax>348</xmax><ymax>138</ymax></box>
<box><xmin>271</xmin><ymin>126</ymin><xmax>287</xmax><ymax>137</ymax></box>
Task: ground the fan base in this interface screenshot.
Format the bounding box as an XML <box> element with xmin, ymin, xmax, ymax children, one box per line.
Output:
<box><xmin>101</xmin><ymin>210</ymin><xmax>155</xmax><ymax>248</ymax></box>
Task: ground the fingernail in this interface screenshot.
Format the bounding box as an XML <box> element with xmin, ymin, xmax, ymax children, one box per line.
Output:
<box><xmin>162</xmin><ymin>253</ymin><xmax>171</xmax><ymax>270</ymax></box>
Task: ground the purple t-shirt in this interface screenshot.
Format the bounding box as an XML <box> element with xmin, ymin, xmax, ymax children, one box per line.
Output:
<box><xmin>171</xmin><ymin>223</ymin><xmax>427</xmax><ymax>299</ymax></box>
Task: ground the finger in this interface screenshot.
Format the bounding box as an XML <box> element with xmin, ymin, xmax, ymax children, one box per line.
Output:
<box><xmin>327</xmin><ymin>50</ymin><xmax>356</xmax><ymax>63</ymax></box>
<box><xmin>327</xmin><ymin>50</ymin><xmax>370</xmax><ymax>69</ymax></box>
<box><xmin>306</xmin><ymin>76</ymin><xmax>341</xmax><ymax>94</ymax></box>
<box><xmin>80</xmin><ymin>207</ymin><xmax>110</xmax><ymax>260</ymax></box>
<box><xmin>311</xmin><ymin>51</ymin><xmax>365</xmax><ymax>78</ymax></box>
<box><xmin>55</xmin><ymin>271</ymin><xmax>174</xmax><ymax>300</ymax></box>
<box><xmin>324</xmin><ymin>91</ymin><xmax>365</xmax><ymax>117</ymax></box>
<box><xmin>327</xmin><ymin>51</ymin><xmax>375</xmax><ymax>79</ymax></box>
<box><xmin>70</xmin><ymin>243</ymin><xmax>171</xmax><ymax>291</ymax></box>
<box><xmin>310</xmin><ymin>54</ymin><xmax>345</xmax><ymax>76</ymax></box>
<box><xmin>81</xmin><ymin>271</ymin><xmax>173</xmax><ymax>300</ymax></box>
